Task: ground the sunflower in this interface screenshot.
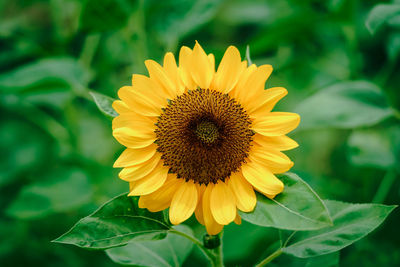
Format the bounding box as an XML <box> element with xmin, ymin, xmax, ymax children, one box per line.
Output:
<box><xmin>112</xmin><ymin>42</ymin><xmax>300</xmax><ymax>235</ymax></box>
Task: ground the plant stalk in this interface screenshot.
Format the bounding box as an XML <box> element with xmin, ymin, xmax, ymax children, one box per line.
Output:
<box><xmin>256</xmin><ymin>248</ymin><xmax>283</xmax><ymax>267</ymax></box>
<box><xmin>169</xmin><ymin>230</ymin><xmax>224</xmax><ymax>267</ymax></box>
<box><xmin>209</xmin><ymin>233</ymin><xmax>224</xmax><ymax>267</ymax></box>
<box><xmin>373</xmin><ymin>169</ymin><xmax>397</xmax><ymax>203</ymax></box>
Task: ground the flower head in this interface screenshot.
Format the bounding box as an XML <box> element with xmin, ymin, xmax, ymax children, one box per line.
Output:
<box><xmin>112</xmin><ymin>42</ymin><xmax>300</xmax><ymax>235</ymax></box>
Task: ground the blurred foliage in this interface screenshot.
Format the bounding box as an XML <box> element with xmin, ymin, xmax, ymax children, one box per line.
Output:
<box><xmin>0</xmin><ymin>0</ymin><xmax>399</xmax><ymax>266</ymax></box>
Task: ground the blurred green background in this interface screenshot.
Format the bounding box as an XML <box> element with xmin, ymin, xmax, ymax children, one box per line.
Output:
<box><xmin>1</xmin><ymin>0</ymin><xmax>399</xmax><ymax>266</ymax></box>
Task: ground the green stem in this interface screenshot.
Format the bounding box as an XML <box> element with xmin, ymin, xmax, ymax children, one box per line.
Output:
<box><xmin>79</xmin><ymin>33</ymin><xmax>101</xmax><ymax>68</ymax></box>
<box><xmin>169</xmin><ymin>230</ymin><xmax>224</xmax><ymax>267</ymax></box>
<box><xmin>256</xmin><ymin>248</ymin><xmax>283</xmax><ymax>267</ymax></box>
<box><xmin>210</xmin><ymin>232</ymin><xmax>224</xmax><ymax>267</ymax></box>
<box><xmin>373</xmin><ymin>169</ymin><xmax>398</xmax><ymax>203</ymax></box>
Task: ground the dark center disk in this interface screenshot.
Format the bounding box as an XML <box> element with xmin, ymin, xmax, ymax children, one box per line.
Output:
<box><xmin>155</xmin><ymin>88</ymin><xmax>254</xmax><ymax>184</ymax></box>
<box><xmin>194</xmin><ymin>120</ymin><xmax>219</xmax><ymax>144</ymax></box>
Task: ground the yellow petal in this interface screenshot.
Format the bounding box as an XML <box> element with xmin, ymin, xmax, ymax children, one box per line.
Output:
<box><xmin>119</xmin><ymin>153</ymin><xmax>161</xmax><ymax>181</ymax></box>
<box><xmin>208</xmin><ymin>53</ymin><xmax>215</xmax><ymax>73</ymax></box>
<box><xmin>145</xmin><ymin>60</ymin><xmax>178</xmax><ymax>99</ymax></box>
<box><xmin>117</xmin><ymin>86</ymin><xmax>135</xmax><ymax>109</ymax></box>
<box><xmin>253</xmin><ymin>134</ymin><xmax>299</xmax><ymax>151</ymax></box>
<box><xmin>112</xmin><ymin>100</ymin><xmax>132</xmax><ymax>114</ymax></box>
<box><xmin>233</xmin><ymin>65</ymin><xmax>273</xmax><ymax>111</ymax></box>
<box><xmin>113</xmin><ymin>127</ymin><xmax>156</xmax><ymax>148</ymax></box>
<box><xmin>131</xmin><ymin>74</ymin><xmax>169</xmax><ymax>102</ymax></box>
<box><xmin>114</xmin><ymin>144</ymin><xmax>157</xmax><ymax>168</ymax></box>
<box><xmin>128</xmin><ymin>161</ymin><xmax>169</xmax><ymax>195</ymax></box>
<box><xmin>248</xmin><ymin>144</ymin><xmax>294</xmax><ymax>173</ymax></box>
<box><xmin>178</xmin><ymin>46</ymin><xmax>196</xmax><ymax>91</ymax></box>
<box><xmin>241</xmin><ymin>161</ymin><xmax>284</xmax><ymax>198</ymax></box>
<box><xmin>230</xmin><ymin>64</ymin><xmax>257</xmax><ymax>99</ymax></box>
<box><xmin>169</xmin><ymin>180</ymin><xmax>198</xmax><ymax>225</ymax></box>
<box><xmin>118</xmin><ymin>82</ymin><xmax>165</xmax><ymax>117</ymax></box>
<box><xmin>138</xmin><ymin>196</ymin><xmax>146</xmax><ymax>208</ymax></box>
<box><xmin>139</xmin><ymin>174</ymin><xmax>182</xmax><ymax>212</ymax></box>
<box><xmin>234</xmin><ymin>214</ymin><xmax>242</xmax><ymax>225</ymax></box>
<box><xmin>211</xmin><ymin>46</ymin><xmax>245</xmax><ymax>94</ymax></box>
<box><xmin>163</xmin><ymin>52</ymin><xmax>185</xmax><ymax>95</ymax></box>
<box><xmin>210</xmin><ymin>181</ymin><xmax>236</xmax><ymax>225</ymax></box>
<box><xmin>190</xmin><ymin>41</ymin><xmax>214</xmax><ymax>89</ymax></box>
<box><xmin>112</xmin><ymin>113</ymin><xmax>155</xmax><ymax>136</ymax></box>
<box><xmin>195</xmin><ymin>185</ymin><xmax>206</xmax><ymax>225</ymax></box>
<box><xmin>228</xmin><ymin>172</ymin><xmax>256</xmax><ymax>212</ymax></box>
<box><xmin>202</xmin><ymin>184</ymin><xmax>223</xmax><ymax>235</ymax></box>
<box><xmin>252</xmin><ymin>112</ymin><xmax>300</xmax><ymax>136</ymax></box>
<box><xmin>248</xmin><ymin>87</ymin><xmax>288</xmax><ymax>115</ymax></box>
<box><xmin>120</xmin><ymin>96</ymin><xmax>160</xmax><ymax>117</ymax></box>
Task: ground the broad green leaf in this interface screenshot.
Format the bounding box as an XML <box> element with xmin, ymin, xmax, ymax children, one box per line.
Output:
<box><xmin>0</xmin><ymin>58</ymin><xmax>90</xmax><ymax>92</ymax></box>
<box><xmin>294</xmin><ymin>81</ymin><xmax>393</xmax><ymax>130</ymax></box>
<box><xmin>89</xmin><ymin>91</ymin><xmax>118</xmax><ymax>117</ymax></box>
<box><xmin>106</xmin><ymin>225</ymin><xmax>194</xmax><ymax>267</ymax></box>
<box><xmin>6</xmin><ymin>169</ymin><xmax>91</xmax><ymax>219</ymax></box>
<box><xmin>347</xmin><ymin>127</ymin><xmax>398</xmax><ymax>169</ymax></box>
<box><xmin>282</xmin><ymin>200</ymin><xmax>397</xmax><ymax>258</ymax></box>
<box><xmin>53</xmin><ymin>193</ymin><xmax>170</xmax><ymax>249</ymax></box>
<box><xmin>365</xmin><ymin>4</ymin><xmax>400</xmax><ymax>34</ymax></box>
<box><xmin>279</xmin><ymin>251</ymin><xmax>339</xmax><ymax>267</ymax></box>
<box><xmin>240</xmin><ymin>173</ymin><xmax>333</xmax><ymax>230</ymax></box>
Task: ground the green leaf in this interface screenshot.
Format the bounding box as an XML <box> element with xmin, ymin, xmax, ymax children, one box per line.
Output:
<box><xmin>6</xmin><ymin>168</ymin><xmax>92</xmax><ymax>219</ymax></box>
<box><xmin>89</xmin><ymin>91</ymin><xmax>118</xmax><ymax>117</ymax></box>
<box><xmin>0</xmin><ymin>58</ymin><xmax>90</xmax><ymax>92</ymax></box>
<box><xmin>282</xmin><ymin>200</ymin><xmax>397</xmax><ymax>258</ymax></box>
<box><xmin>281</xmin><ymin>251</ymin><xmax>340</xmax><ymax>267</ymax></box>
<box><xmin>53</xmin><ymin>193</ymin><xmax>170</xmax><ymax>249</ymax></box>
<box><xmin>240</xmin><ymin>173</ymin><xmax>333</xmax><ymax>231</ymax></box>
<box><xmin>366</xmin><ymin>4</ymin><xmax>400</xmax><ymax>34</ymax></box>
<box><xmin>347</xmin><ymin>127</ymin><xmax>398</xmax><ymax>169</ymax></box>
<box><xmin>106</xmin><ymin>225</ymin><xmax>194</xmax><ymax>267</ymax></box>
<box><xmin>246</xmin><ymin>45</ymin><xmax>253</xmax><ymax>66</ymax></box>
<box><xmin>294</xmin><ymin>81</ymin><xmax>393</xmax><ymax>130</ymax></box>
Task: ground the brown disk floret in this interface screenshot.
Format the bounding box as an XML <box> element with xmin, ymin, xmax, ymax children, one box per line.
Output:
<box><xmin>155</xmin><ymin>88</ymin><xmax>254</xmax><ymax>184</ymax></box>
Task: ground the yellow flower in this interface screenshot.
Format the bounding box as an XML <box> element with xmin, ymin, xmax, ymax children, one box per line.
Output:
<box><xmin>112</xmin><ymin>42</ymin><xmax>300</xmax><ymax>235</ymax></box>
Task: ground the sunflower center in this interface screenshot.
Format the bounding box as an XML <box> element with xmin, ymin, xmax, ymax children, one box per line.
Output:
<box><xmin>155</xmin><ymin>88</ymin><xmax>253</xmax><ymax>185</ymax></box>
<box><xmin>195</xmin><ymin>120</ymin><xmax>219</xmax><ymax>144</ymax></box>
